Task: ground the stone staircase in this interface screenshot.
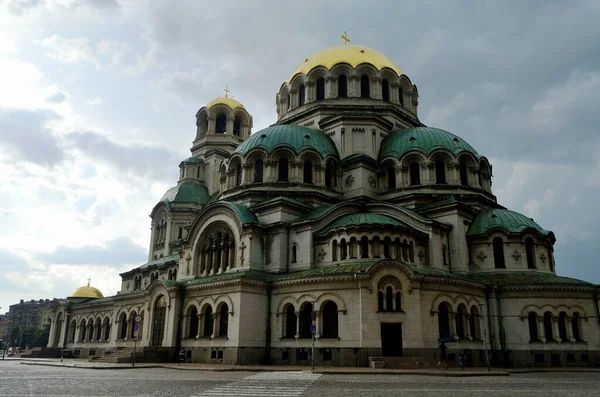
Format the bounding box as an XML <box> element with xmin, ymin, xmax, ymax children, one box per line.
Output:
<box><xmin>90</xmin><ymin>348</ymin><xmax>135</xmax><ymax>363</ymax></box>
<box><xmin>368</xmin><ymin>356</ymin><xmax>424</xmax><ymax>369</ymax></box>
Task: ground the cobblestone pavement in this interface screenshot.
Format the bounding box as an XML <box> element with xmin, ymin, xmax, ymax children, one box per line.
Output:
<box><xmin>1</xmin><ymin>360</ymin><xmax>599</xmax><ymax>397</ymax></box>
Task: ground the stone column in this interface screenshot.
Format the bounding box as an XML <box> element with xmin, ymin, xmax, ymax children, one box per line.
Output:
<box><xmin>226</xmin><ymin>116</ymin><xmax>234</xmax><ymax>134</ymax></box>
<box><xmin>450</xmin><ymin>313</ymin><xmax>458</xmax><ymax>339</ymax></box>
<box><xmin>371</xmin><ymin>77</ymin><xmax>382</xmax><ymax>100</ymax></box>
<box><xmin>325</xmin><ymin>77</ymin><xmax>335</xmax><ymax>99</ymax></box>
<box><xmin>306</xmin><ymin>81</ymin><xmax>315</xmax><ymax>103</ymax></box>
<box><xmin>566</xmin><ymin>316</ymin><xmax>574</xmax><ymax>342</ymax></box>
<box><xmin>538</xmin><ymin>318</ymin><xmax>546</xmax><ymax>342</ymax></box>
<box><xmin>207</xmin><ymin>117</ymin><xmax>215</xmax><ymax>135</ymax></box>
<box><xmin>552</xmin><ymin>317</ymin><xmax>560</xmax><ymax>342</ymax></box>
<box><xmin>295</xmin><ymin>313</ymin><xmax>300</xmax><ymax>339</ymax></box>
<box><xmin>289</xmin><ymin>89</ymin><xmax>298</xmax><ymax>109</ymax></box>
<box><xmin>315</xmin><ymin>310</ymin><xmax>321</xmax><ymax>339</ymax></box>
<box><xmin>465</xmin><ymin>315</ymin><xmax>473</xmax><ymax>340</ymax></box>
<box><xmin>390</xmin><ymin>83</ymin><xmax>400</xmax><ymax>104</ymax></box>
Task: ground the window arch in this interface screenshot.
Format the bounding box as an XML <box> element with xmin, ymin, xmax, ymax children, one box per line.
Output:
<box><xmin>202</xmin><ymin>306</ymin><xmax>213</xmax><ymax>337</ymax></box>
<box><xmin>254</xmin><ymin>159</ymin><xmax>264</xmax><ymax>183</ymax></box>
<box><xmin>188</xmin><ymin>306</ymin><xmax>199</xmax><ymax>338</ymax></box>
<box><xmin>321</xmin><ymin>301</ymin><xmax>338</xmax><ymax>338</ymax></box>
<box><xmin>233</xmin><ymin>116</ymin><xmax>241</xmax><ymax>136</ymax></box>
<box><xmin>525</xmin><ymin>238</ymin><xmax>536</xmax><ymax>269</ymax></box>
<box><xmin>435</xmin><ymin>160</ymin><xmax>446</xmax><ymax>184</ymax></box>
<box><xmin>278</xmin><ymin>157</ymin><xmax>289</xmax><ymax>182</ymax></box>
<box><xmin>459</xmin><ymin>161</ymin><xmax>469</xmax><ymax>185</ymax></box>
<box><xmin>360</xmin><ymin>75</ymin><xmax>370</xmax><ymax>97</ymax></box>
<box><xmin>543</xmin><ymin>311</ymin><xmax>554</xmax><ymax>341</ymax></box>
<box><xmin>382</xmin><ymin>79</ymin><xmax>390</xmax><ymax>101</ymax></box>
<box><xmin>387</xmin><ymin>166</ymin><xmax>396</xmax><ymax>190</ymax></box>
<box><xmin>316</xmin><ymin>78</ymin><xmax>325</xmax><ymax>100</ymax></box>
<box><xmin>218</xmin><ymin>304</ymin><xmax>229</xmax><ymax>337</ymax></box>
<box><xmin>493</xmin><ymin>238</ymin><xmax>505</xmax><ymax>268</ymax></box>
<box><xmin>291</xmin><ymin>244</ymin><xmax>297</xmax><ymax>263</ymax></box>
<box><xmin>303</xmin><ymin>160</ymin><xmax>312</xmax><ymax>184</ymax></box>
<box><xmin>337</xmin><ymin>74</ymin><xmax>347</xmax><ymax>97</ymax></box>
<box><xmin>198</xmin><ymin>222</ymin><xmax>236</xmax><ymax>275</ymax></box>
<box><xmin>438</xmin><ymin>303</ymin><xmax>451</xmax><ymax>339</ymax></box>
<box><xmin>215</xmin><ymin>113</ymin><xmax>226</xmax><ymax>134</ymax></box>
<box><xmin>284</xmin><ymin>304</ymin><xmax>296</xmax><ymax>338</ymax></box>
<box><xmin>528</xmin><ymin>311</ymin><xmax>539</xmax><ymax>341</ymax></box>
<box><xmin>409</xmin><ymin>161</ymin><xmax>420</xmax><ymax>185</ymax></box>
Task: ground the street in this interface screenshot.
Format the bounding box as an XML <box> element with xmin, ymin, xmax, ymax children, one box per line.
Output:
<box><xmin>0</xmin><ymin>361</ymin><xmax>599</xmax><ymax>396</ymax></box>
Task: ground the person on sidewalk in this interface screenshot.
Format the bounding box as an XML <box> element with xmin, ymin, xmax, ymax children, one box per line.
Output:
<box><xmin>437</xmin><ymin>342</ymin><xmax>448</xmax><ymax>370</ymax></box>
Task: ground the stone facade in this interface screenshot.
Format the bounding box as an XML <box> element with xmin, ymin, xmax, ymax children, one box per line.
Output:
<box><xmin>48</xmin><ymin>44</ymin><xmax>600</xmax><ymax>367</ymax></box>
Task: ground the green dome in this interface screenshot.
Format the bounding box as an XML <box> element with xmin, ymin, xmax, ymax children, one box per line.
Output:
<box><xmin>233</xmin><ymin>124</ymin><xmax>339</xmax><ymax>158</ymax></box>
<box><xmin>161</xmin><ymin>182</ymin><xmax>210</xmax><ymax>204</ymax></box>
<box><xmin>323</xmin><ymin>213</ymin><xmax>408</xmax><ymax>233</ymax></box>
<box><xmin>184</xmin><ymin>156</ymin><xmax>202</xmax><ymax>163</ymax></box>
<box><xmin>379</xmin><ymin>127</ymin><xmax>480</xmax><ymax>160</ymax></box>
<box><xmin>467</xmin><ymin>208</ymin><xmax>552</xmax><ymax>237</ymax></box>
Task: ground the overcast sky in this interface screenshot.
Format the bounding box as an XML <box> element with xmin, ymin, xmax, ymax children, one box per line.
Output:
<box><xmin>1</xmin><ymin>0</ymin><xmax>599</xmax><ymax>312</ymax></box>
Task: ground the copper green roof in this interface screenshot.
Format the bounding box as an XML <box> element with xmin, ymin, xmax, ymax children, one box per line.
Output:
<box><xmin>467</xmin><ymin>272</ymin><xmax>593</xmax><ymax>287</ymax></box>
<box><xmin>121</xmin><ymin>253</ymin><xmax>180</xmax><ymax>276</ymax></box>
<box><xmin>323</xmin><ymin>213</ymin><xmax>407</xmax><ymax>232</ymax></box>
<box><xmin>379</xmin><ymin>127</ymin><xmax>480</xmax><ymax>160</ymax></box>
<box><xmin>233</xmin><ymin>124</ymin><xmax>339</xmax><ymax>158</ymax></box>
<box><xmin>467</xmin><ymin>208</ymin><xmax>552</xmax><ymax>237</ymax></box>
<box><xmin>182</xmin><ymin>269</ymin><xmax>268</xmax><ymax>286</ymax></box>
<box><xmin>209</xmin><ymin>200</ymin><xmax>259</xmax><ymax>225</ymax></box>
<box><xmin>161</xmin><ymin>182</ymin><xmax>210</xmax><ymax>204</ymax></box>
<box><xmin>184</xmin><ymin>156</ymin><xmax>202</xmax><ymax>163</ymax></box>
<box><xmin>272</xmin><ymin>262</ymin><xmax>374</xmax><ymax>282</ymax></box>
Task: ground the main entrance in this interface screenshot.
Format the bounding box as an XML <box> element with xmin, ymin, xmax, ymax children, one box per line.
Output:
<box><xmin>381</xmin><ymin>323</ymin><xmax>403</xmax><ymax>357</ymax></box>
<box><xmin>151</xmin><ymin>295</ymin><xmax>167</xmax><ymax>347</ymax></box>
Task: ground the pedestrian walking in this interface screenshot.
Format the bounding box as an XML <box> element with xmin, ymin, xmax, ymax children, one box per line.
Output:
<box><xmin>437</xmin><ymin>342</ymin><xmax>448</xmax><ymax>369</ymax></box>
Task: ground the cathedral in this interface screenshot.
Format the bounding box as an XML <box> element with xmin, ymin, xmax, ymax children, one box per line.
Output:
<box><xmin>48</xmin><ymin>38</ymin><xmax>599</xmax><ymax>368</ymax></box>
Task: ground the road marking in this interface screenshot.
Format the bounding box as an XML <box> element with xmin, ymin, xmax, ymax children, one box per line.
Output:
<box><xmin>193</xmin><ymin>371</ymin><xmax>321</xmax><ymax>397</ymax></box>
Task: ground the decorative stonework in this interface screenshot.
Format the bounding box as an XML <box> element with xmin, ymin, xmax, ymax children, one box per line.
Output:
<box><xmin>477</xmin><ymin>251</ymin><xmax>487</xmax><ymax>262</ymax></box>
<box><xmin>512</xmin><ymin>250</ymin><xmax>521</xmax><ymax>261</ymax></box>
<box><xmin>367</xmin><ymin>175</ymin><xmax>376</xmax><ymax>188</ymax></box>
<box><xmin>345</xmin><ymin>175</ymin><xmax>354</xmax><ymax>187</ymax></box>
<box><xmin>540</xmin><ymin>253</ymin><xmax>547</xmax><ymax>264</ymax></box>
<box><xmin>318</xmin><ymin>248</ymin><xmax>326</xmax><ymax>260</ymax></box>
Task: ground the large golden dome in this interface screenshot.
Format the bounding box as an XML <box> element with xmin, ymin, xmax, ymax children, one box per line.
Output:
<box><xmin>205</xmin><ymin>96</ymin><xmax>245</xmax><ymax>110</ymax></box>
<box><xmin>69</xmin><ymin>281</ymin><xmax>104</xmax><ymax>299</ymax></box>
<box><xmin>288</xmin><ymin>45</ymin><xmax>403</xmax><ymax>83</ymax></box>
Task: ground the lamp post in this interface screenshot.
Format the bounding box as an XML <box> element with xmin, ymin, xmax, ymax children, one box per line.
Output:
<box><xmin>478</xmin><ymin>303</ymin><xmax>491</xmax><ymax>372</ymax></box>
<box><xmin>311</xmin><ymin>301</ymin><xmax>317</xmax><ymax>371</ymax></box>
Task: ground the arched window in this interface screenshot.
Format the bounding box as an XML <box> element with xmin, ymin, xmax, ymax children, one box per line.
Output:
<box><xmin>203</xmin><ymin>306</ymin><xmax>213</xmax><ymax>337</ymax></box>
<box><xmin>80</xmin><ymin>319</ymin><xmax>87</xmax><ymax>341</ymax></box>
<box><xmin>395</xmin><ymin>291</ymin><xmax>401</xmax><ymax>312</ymax></box>
<box><xmin>398</xmin><ymin>87</ymin><xmax>404</xmax><ymax>106</ymax></box>
<box><xmin>360</xmin><ymin>75</ymin><xmax>370</xmax><ymax>97</ymax></box>
<box><xmin>360</xmin><ymin>236</ymin><xmax>369</xmax><ymax>258</ymax></box>
<box><xmin>572</xmin><ymin>312</ymin><xmax>582</xmax><ymax>341</ymax></box>
<box><xmin>408</xmin><ymin>241</ymin><xmax>415</xmax><ymax>262</ymax></box>
<box><xmin>460</xmin><ymin>161</ymin><xmax>469</xmax><ymax>185</ymax></box>
<box><xmin>325</xmin><ymin>163</ymin><xmax>333</xmax><ymax>188</ymax></box>
<box><xmin>435</xmin><ymin>160</ymin><xmax>446</xmax><ymax>184</ymax></box>
<box><xmin>337</xmin><ymin>74</ymin><xmax>347</xmax><ymax>97</ymax></box>
<box><xmin>382</xmin><ymin>79</ymin><xmax>390</xmax><ymax>101</ymax></box>
<box><xmin>299</xmin><ymin>303</ymin><xmax>312</xmax><ymax>338</ymax></box>
<box><xmin>298</xmin><ymin>85</ymin><xmax>305</xmax><ymax>106</ymax></box>
<box><xmin>291</xmin><ymin>245</ymin><xmax>297</xmax><ymax>263</ymax></box>
<box><xmin>215</xmin><ymin>114</ymin><xmax>226</xmax><ymax>134</ymax></box>
<box><xmin>287</xmin><ymin>94</ymin><xmax>291</xmax><ymax>110</ymax></box>
<box><xmin>438</xmin><ymin>303</ymin><xmax>450</xmax><ymax>339</ymax></box>
<box><xmin>189</xmin><ymin>306</ymin><xmax>198</xmax><ymax>338</ymax></box>
<box><xmin>383</xmin><ymin>237</ymin><xmax>391</xmax><ymax>259</ymax></box>
<box><xmin>284</xmin><ymin>305</ymin><xmax>296</xmax><ymax>338</ymax></box>
<box><xmin>493</xmin><ymin>238</ymin><xmax>505</xmax><ymax>268</ymax></box>
<box><xmin>332</xmin><ymin>240</ymin><xmax>338</xmax><ymax>261</ymax></box>
<box><xmin>233</xmin><ymin>116</ymin><xmax>241</xmax><ymax>136</ymax></box>
<box><xmin>218</xmin><ymin>304</ymin><xmax>229</xmax><ymax>337</ymax></box>
<box><xmin>469</xmin><ymin>306</ymin><xmax>480</xmax><ymax>339</ymax></box>
<box><xmin>254</xmin><ymin>159</ymin><xmax>264</xmax><ymax>183</ymax></box>
<box><xmin>528</xmin><ymin>312</ymin><xmax>539</xmax><ymax>341</ymax></box>
<box><xmin>558</xmin><ymin>312</ymin><xmax>567</xmax><ymax>341</ymax></box>
<box><xmin>235</xmin><ymin>164</ymin><xmax>242</xmax><ymax>186</ymax></box>
<box><xmin>525</xmin><ymin>238</ymin><xmax>536</xmax><ymax>269</ymax></box>
<box><xmin>387</xmin><ymin>166</ymin><xmax>396</xmax><ymax>190</ymax></box>
<box><xmin>322</xmin><ymin>301</ymin><xmax>338</xmax><ymax>338</ymax></box>
<box><xmin>456</xmin><ymin>305</ymin><xmax>466</xmax><ymax>339</ymax></box>
<box><xmin>316</xmin><ymin>78</ymin><xmax>325</xmax><ymax>100</ymax></box>
<box><xmin>340</xmin><ymin>239</ymin><xmax>348</xmax><ymax>260</ymax></box>
<box><xmin>69</xmin><ymin>320</ymin><xmax>76</xmax><ymax>342</ymax></box>
<box><xmin>119</xmin><ymin>314</ymin><xmax>127</xmax><ymax>339</ymax></box>
<box><xmin>409</xmin><ymin>161</ymin><xmax>420</xmax><ymax>185</ymax></box>
<box><xmin>278</xmin><ymin>157</ymin><xmax>289</xmax><ymax>182</ymax></box>
<box><xmin>377</xmin><ymin>291</ymin><xmax>384</xmax><ymax>311</ymax></box>
<box><xmin>543</xmin><ymin>311</ymin><xmax>554</xmax><ymax>341</ymax></box>
<box><xmin>385</xmin><ymin>286</ymin><xmax>393</xmax><ymax>311</ymax></box>
<box><xmin>303</xmin><ymin>160</ymin><xmax>312</xmax><ymax>183</ymax></box>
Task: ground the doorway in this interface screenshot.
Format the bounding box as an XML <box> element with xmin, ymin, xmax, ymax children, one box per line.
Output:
<box><xmin>151</xmin><ymin>295</ymin><xmax>167</xmax><ymax>347</ymax></box>
<box><xmin>381</xmin><ymin>323</ymin><xmax>403</xmax><ymax>357</ymax></box>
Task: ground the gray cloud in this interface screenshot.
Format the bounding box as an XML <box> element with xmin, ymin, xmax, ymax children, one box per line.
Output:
<box><xmin>46</xmin><ymin>90</ymin><xmax>68</xmax><ymax>103</ymax></box>
<box><xmin>0</xmin><ymin>108</ymin><xmax>64</xmax><ymax>166</ymax></box>
<box><xmin>4</xmin><ymin>0</ymin><xmax>120</xmax><ymax>15</ymax></box>
<box><xmin>38</xmin><ymin>236</ymin><xmax>146</xmax><ymax>266</ymax></box>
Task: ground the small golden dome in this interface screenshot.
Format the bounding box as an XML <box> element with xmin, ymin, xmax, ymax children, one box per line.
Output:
<box><xmin>205</xmin><ymin>97</ymin><xmax>245</xmax><ymax>110</ymax></box>
<box><xmin>69</xmin><ymin>280</ymin><xmax>104</xmax><ymax>299</ymax></box>
<box><xmin>288</xmin><ymin>45</ymin><xmax>403</xmax><ymax>83</ymax></box>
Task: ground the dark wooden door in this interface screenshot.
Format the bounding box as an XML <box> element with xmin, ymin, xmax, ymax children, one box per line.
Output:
<box><xmin>152</xmin><ymin>296</ymin><xmax>167</xmax><ymax>347</ymax></box>
<box><xmin>381</xmin><ymin>323</ymin><xmax>403</xmax><ymax>357</ymax></box>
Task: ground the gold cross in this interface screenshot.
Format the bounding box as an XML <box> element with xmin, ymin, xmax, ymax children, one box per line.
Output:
<box><xmin>341</xmin><ymin>31</ymin><xmax>350</xmax><ymax>45</ymax></box>
<box><xmin>87</xmin><ymin>277</ymin><xmax>91</xmax><ymax>286</ymax></box>
<box><xmin>224</xmin><ymin>86</ymin><xmax>230</xmax><ymax>98</ymax></box>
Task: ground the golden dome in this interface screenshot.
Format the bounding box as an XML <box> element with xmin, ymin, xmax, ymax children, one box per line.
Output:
<box><xmin>288</xmin><ymin>45</ymin><xmax>403</xmax><ymax>82</ymax></box>
<box><xmin>205</xmin><ymin>96</ymin><xmax>245</xmax><ymax>110</ymax></box>
<box><xmin>69</xmin><ymin>281</ymin><xmax>104</xmax><ymax>299</ymax></box>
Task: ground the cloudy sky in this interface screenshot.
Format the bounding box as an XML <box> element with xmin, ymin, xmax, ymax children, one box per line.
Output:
<box><xmin>1</xmin><ymin>0</ymin><xmax>599</xmax><ymax>312</ymax></box>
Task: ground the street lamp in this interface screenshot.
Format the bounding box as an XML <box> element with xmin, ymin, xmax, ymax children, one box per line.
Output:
<box><xmin>478</xmin><ymin>303</ymin><xmax>491</xmax><ymax>372</ymax></box>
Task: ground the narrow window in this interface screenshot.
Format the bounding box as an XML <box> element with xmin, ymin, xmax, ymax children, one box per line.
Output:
<box><xmin>383</xmin><ymin>237</ymin><xmax>391</xmax><ymax>258</ymax></box>
<box><xmin>218</xmin><ymin>304</ymin><xmax>228</xmax><ymax>337</ymax></box>
<box><xmin>360</xmin><ymin>75</ymin><xmax>370</xmax><ymax>97</ymax></box>
<box><xmin>203</xmin><ymin>306</ymin><xmax>213</xmax><ymax>337</ymax></box>
<box><xmin>460</xmin><ymin>161</ymin><xmax>469</xmax><ymax>185</ymax></box>
<box><xmin>558</xmin><ymin>312</ymin><xmax>567</xmax><ymax>341</ymax></box>
<box><xmin>254</xmin><ymin>159</ymin><xmax>264</xmax><ymax>183</ymax></box>
<box><xmin>572</xmin><ymin>312</ymin><xmax>581</xmax><ymax>341</ymax></box>
<box><xmin>385</xmin><ymin>286</ymin><xmax>393</xmax><ymax>311</ymax></box>
<box><xmin>493</xmin><ymin>238</ymin><xmax>505</xmax><ymax>268</ymax></box>
<box><xmin>442</xmin><ymin>246</ymin><xmax>448</xmax><ymax>266</ymax></box>
<box><xmin>325</xmin><ymin>164</ymin><xmax>333</xmax><ymax>188</ymax></box>
<box><xmin>189</xmin><ymin>307</ymin><xmax>199</xmax><ymax>338</ymax></box>
<box><xmin>543</xmin><ymin>312</ymin><xmax>554</xmax><ymax>341</ymax></box>
<box><xmin>387</xmin><ymin>166</ymin><xmax>396</xmax><ymax>190</ymax></box>
<box><xmin>360</xmin><ymin>236</ymin><xmax>369</xmax><ymax>258</ymax></box>
<box><xmin>409</xmin><ymin>162</ymin><xmax>420</xmax><ymax>185</ymax></box>
<box><xmin>438</xmin><ymin>303</ymin><xmax>450</xmax><ymax>338</ymax></box>
<box><xmin>303</xmin><ymin>160</ymin><xmax>312</xmax><ymax>183</ymax></box>
<box><xmin>377</xmin><ymin>291</ymin><xmax>384</xmax><ymax>311</ymax></box>
<box><xmin>332</xmin><ymin>240</ymin><xmax>338</xmax><ymax>261</ymax></box>
<box><xmin>456</xmin><ymin>306</ymin><xmax>465</xmax><ymax>339</ymax></box>
<box><xmin>235</xmin><ymin>164</ymin><xmax>242</xmax><ymax>186</ymax></box>
<box><xmin>435</xmin><ymin>160</ymin><xmax>446</xmax><ymax>184</ymax></box>
<box><xmin>278</xmin><ymin>157</ymin><xmax>289</xmax><ymax>182</ymax></box>
<box><xmin>178</xmin><ymin>228</ymin><xmax>183</xmax><ymax>239</ymax></box>
<box><xmin>291</xmin><ymin>245</ymin><xmax>297</xmax><ymax>263</ymax></box>
<box><xmin>398</xmin><ymin>87</ymin><xmax>404</xmax><ymax>106</ymax></box>
<box><xmin>322</xmin><ymin>301</ymin><xmax>338</xmax><ymax>338</ymax></box>
<box><xmin>382</xmin><ymin>79</ymin><xmax>390</xmax><ymax>101</ymax></box>
<box><xmin>340</xmin><ymin>239</ymin><xmax>347</xmax><ymax>260</ymax></box>
<box><xmin>285</xmin><ymin>305</ymin><xmax>296</xmax><ymax>338</ymax></box>
<box><xmin>316</xmin><ymin>78</ymin><xmax>325</xmax><ymax>100</ymax></box>
<box><xmin>287</xmin><ymin>94</ymin><xmax>291</xmax><ymax>110</ymax></box>
<box><xmin>233</xmin><ymin>117</ymin><xmax>241</xmax><ymax>136</ymax></box>
<box><xmin>528</xmin><ymin>312</ymin><xmax>539</xmax><ymax>341</ymax></box>
<box><xmin>525</xmin><ymin>238</ymin><xmax>536</xmax><ymax>269</ymax></box>
<box><xmin>298</xmin><ymin>85</ymin><xmax>305</xmax><ymax>106</ymax></box>
<box><xmin>215</xmin><ymin>114</ymin><xmax>226</xmax><ymax>134</ymax></box>
<box><xmin>299</xmin><ymin>304</ymin><xmax>312</xmax><ymax>338</ymax></box>
<box><xmin>337</xmin><ymin>74</ymin><xmax>347</xmax><ymax>97</ymax></box>
<box><xmin>469</xmin><ymin>307</ymin><xmax>479</xmax><ymax>339</ymax></box>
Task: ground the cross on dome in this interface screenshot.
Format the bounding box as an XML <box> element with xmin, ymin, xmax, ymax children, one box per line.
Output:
<box><xmin>341</xmin><ymin>31</ymin><xmax>350</xmax><ymax>45</ymax></box>
<box><xmin>224</xmin><ymin>86</ymin><xmax>230</xmax><ymax>98</ymax></box>
<box><xmin>87</xmin><ymin>277</ymin><xmax>91</xmax><ymax>286</ymax></box>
